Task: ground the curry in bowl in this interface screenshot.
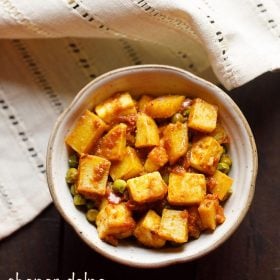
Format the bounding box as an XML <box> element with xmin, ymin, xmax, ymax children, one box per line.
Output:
<box><xmin>64</xmin><ymin>92</ymin><xmax>233</xmax><ymax>248</ymax></box>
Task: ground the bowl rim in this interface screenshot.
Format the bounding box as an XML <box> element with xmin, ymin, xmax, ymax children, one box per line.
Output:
<box><xmin>46</xmin><ymin>64</ymin><xmax>258</xmax><ymax>268</ymax></box>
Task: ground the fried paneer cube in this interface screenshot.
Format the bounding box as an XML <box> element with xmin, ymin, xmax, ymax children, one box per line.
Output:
<box><xmin>163</xmin><ymin>122</ymin><xmax>188</xmax><ymax>165</ymax></box>
<box><xmin>188</xmin><ymin>98</ymin><xmax>218</xmax><ymax>133</ymax></box>
<box><xmin>134</xmin><ymin>210</ymin><xmax>166</xmax><ymax>248</ymax></box>
<box><xmin>158</xmin><ymin>209</ymin><xmax>188</xmax><ymax>243</ymax></box>
<box><xmin>95</xmin><ymin>92</ymin><xmax>137</xmax><ymax>124</ymax></box>
<box><xmin>198</xmin><ymin>199</ymin><xmax>217</xmax><ymax>230</ymax></box>
<box><xmin>210</xmin><ymin>170</ymin><xmax>233</xmax><ymax>201</ymax></box>
<box><xmin>96</xmin><ymin>202</ymin><xmax>136</xmax><ymax>246</ymax></box>
<box><xmin>198</xmin><ymin>195</ymin><xmax>225</xmax><ymax>230</ymax></box>
<box><xmin>145</xmin><ymin>95</ymin><xmax>185</xmax><ymax>118</ymax></box>
<box><xmin>65</xmin><ymin>110</ymin><xmax>107</xmax><ymax>155</ymax></box>
<box><xmin>190</xmin><ymin>136</ymin><xmax>223</xmax><ymax>175</ymax></box>
<box><xmin>144</xmin><ymin>146</ymin><xmax>168</xmax><ymax>172</ymax></box>
<box><xmin>168</xmin><ymin>172</ymin><xmax>206</xmax><ymax>206</ymax></box>
<box><xmin>95</xmin><ymin>123</ymin><xmax>127</xmax><ymax>161</ymax></box>
<box><xmin>135</xmin><ymin>112</ymin><xmax>160</xmax><ymax>148</ymax></box>
<box><xmin>127</xmin><ymin>171</ymin><xmax>167</xmax><ymax>204</ymax></box>
<box><xmin>110</xmin><ymin>146</ymin><xmax>143</xmax><ymax>180</ymax></box>
<box><xmin>77</xmin><ymin>155</ymin><xmax>111</xmax><ymax>198</ymax></box>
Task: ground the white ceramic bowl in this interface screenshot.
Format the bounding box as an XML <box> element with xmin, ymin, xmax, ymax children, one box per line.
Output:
<box><xmin>46</xmin><ymin>65</ymin><xmax>257</xmax><ymax>268</ymax></box>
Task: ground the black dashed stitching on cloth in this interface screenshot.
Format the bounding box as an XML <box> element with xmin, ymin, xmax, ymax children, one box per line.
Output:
<box><xmin>0</xmin><ymin>94</ymin><xmax>46</xmax><ymax>175</ymax></box>
<box><xmin>11</xmin><ymin>40</ymin><xmax>64</xmax><ymax>115</ymax></box>
<box><xmin>132</xmin><ymin>0</ymin><xmax>199</xmax><ymax>71</ymax></box>
<box><xmin>73</xmin><ymin>3</ymin><xmax>79</xmax><ymax>9</ymax></box>
<box><xmin>68</xmin><ymin>0</ymin><xmax>119</xmax><ymax>35</ymax></box>
<box><xmin>68</xmin><ymin>40</ymin><xmax>98</xmax><ymax>80</ymax></box>
<box><xmin>255</xmin><ymin>1</ymin><xmax>279</xmax><ymax>38</ymax></box>
<box><xmin>0</xmin><ymin>184</ymin><xmax>23</xmax><ymax>225</ymax></box>
<box><xmin>119</xmin><ymin>38</ymin><xmax>142</xmax><ymax>65</ymax></box>
<box><xmin>206</xmin><ymin>13</ymin><xmax>228</xmax><ymax>61</ymax></box>
<box><xmin>199</xmin><ymin>0</ymin><xmax>237</xmax><ymax>86</ymax></box>
<box><xmin>204</xmin><ymin>13</ymin><xmax>227</xmax><ymax>61</ymax></box>
<box><xmin>177</xmin><ymin>51</ymin><xmax>198</xmax><ymax>72</ymax></box>
<box><xmin>133</xmin><ymin>0</ymin><xmax>199</xmax><ymax>42</ymax></box>
<box><xmin>69</xmin><ymin>0</ymin><xmax>198</xmax><ymax>72</ymax></box>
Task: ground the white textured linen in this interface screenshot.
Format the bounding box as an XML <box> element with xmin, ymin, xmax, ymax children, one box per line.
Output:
<box><xmin>0</xmin><ymin>0</ymin><xmax>279</xmax><ymax>239</ymax></box>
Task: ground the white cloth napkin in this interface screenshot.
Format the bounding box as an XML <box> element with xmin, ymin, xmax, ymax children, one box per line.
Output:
<box><xmin>0</xmin><ymin>0</ymin><xmax>279</xmax><ymax>239</ymax></box>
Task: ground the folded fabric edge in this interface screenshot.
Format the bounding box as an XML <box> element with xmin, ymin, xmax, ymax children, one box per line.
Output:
<box><xmin>218</xmin><ymin>66</ymin><xmax>280</xmax><ymax>91</ymax></box>
<box><xmin>0</xmin><ymin>193</ymin><xmax>52</xmax><ymax>241</ymax></box>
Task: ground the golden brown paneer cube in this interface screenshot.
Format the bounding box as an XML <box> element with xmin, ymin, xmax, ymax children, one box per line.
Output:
<box><xmin>198</xmin><ymin>195</ymin><xmax>225</xmax><ymax>230</ymax></box>
<box><xmin>138</xmin><ymin>95</ymin><xmax>153</xmax><ymax>112</ymax></box>
<box><xmin>210</xmin><ymin>170</ymin><xmax>233</xmax><ymax>201</ymax></box>
<box><xmin>96</xmin><ymin>202</ymin><xmax>136</xmax><ymax>246</ymax></box>
<box><xmin>158</xmin><ymin>209</ymin><xmax>188</xmax><ymax>243</ymax></box>
<box><xmin>163</xmin><ymin>122</ymin><xmax>188</xmax><ymax>164</ymax></box>
<box><xmin>77</xmin><ymin>154</ymin><xmax>111</xmax><ymax>198</ymax></box>
<box><xmin>145</xmin><ymin>95</ymin><xmax>185</xmax><ymax>118</ymax></box>
<box><xmin>198</xmin><ymin>198</ymin><xmax>217</xmax><ymax>230</ymax></box>
<box><xmin>208</xmin><ymin>121</ymin><xmax>229</xmax><ymax>144</ymax></box>
<box><xmin>135</xmin><ymin>112</ymin><xmax>160</xmax><ymax>148</ymax></box>
<box><xmin>127</xmin><ymin>171</ymin><xmax>167</xmax><ymax>204</ymax></box>
<box><xmin>144</xmin><ymin>146</ymin><xmax>168</xmax><ymax>172</ymax></box>
<box><xmin>95</xmin><ymin>123</ymin><xmax>127</xmax><ymax>161</ymax></box>
<box><xmin>190</xmin><ymin>136</ymin><xmax>223</xmax><ymax>175</ymax></box>
<box><xmin>168</xmin><ymin>172</ymin><xmax>206</xmax><ymax>206</ymax></box>
<box><xmin>110</xmin><ymin>146</ymin><xmax>143</xmax><ymax>180</ymax></box>
<box><xmin>95</xmin><ymin>92</ymin><xmax>137</xmax><ymax>124</ymax></box>
<box><xmin>134</xmin><ymin>210</ymin><xmax>166</xmax><ymax>248</ymax></box>
<box><xmin>188</xmin><ymin>98</ymin><xmax>218</xmax><ymax>133</ymax></box>
<box><xmin>65</xmin><ymin>110</ymin><xmax>107</xmax><ymax>155</ymax></box>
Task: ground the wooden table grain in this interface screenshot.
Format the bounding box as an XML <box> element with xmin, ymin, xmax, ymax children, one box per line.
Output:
<box><xmin>1</xmin><ymin>72</ymin><xmax>279</xmax><ymax>280</ymax></box>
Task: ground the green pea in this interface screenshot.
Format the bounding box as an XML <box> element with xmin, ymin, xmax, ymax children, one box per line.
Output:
<box><xmin>86</xmin><ymin>209</ymin><xmax>99</xmax><ymax>223</ymax></box>
<box><xmin>65</xmin><ymin>168</ymin><xmax>78</xmax><ymax>184</ymax></box>
<box><xmin>68</xmin><ymin>154</ymin><xmax>79</xmax><ymax>168</ymax></box>
<box><xmin>217</xmin><ymin>162</ymin><xmax>230</xmax><ymax>174</ymax></box>
<box><xmin>73</xmin><ymin>194</ymin><xmax>86</xmax><ymax>206</ymax></box>
<box><xmin>113</xmin><ymin>179</ymin><xmax>127</xmax><ymax>194</ymax></box>
<box><xmin>182</xmin><ymin>108</ymin><xmax>191</xmax><ymax>117</ymax></box>
<box><xmin>70</xmin><ymin>184</ymin><xmax>78</xmax><ymax>196</ymax></box>
<box><xmin>171</xmin><ymin>113</ymin><xmax>184</xmax><ymax>123</ymax></box>
<box><xmin>220</xmin><ymin>154</ymin><xmax>232</xmax><ymax>167</ymax></box>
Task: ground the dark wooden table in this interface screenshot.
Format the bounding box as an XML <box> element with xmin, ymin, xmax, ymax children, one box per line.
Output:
<box><xmin>1</xmin><ymin>72</ymin><xmax>279</xmax><ymax>280</ymax></box>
